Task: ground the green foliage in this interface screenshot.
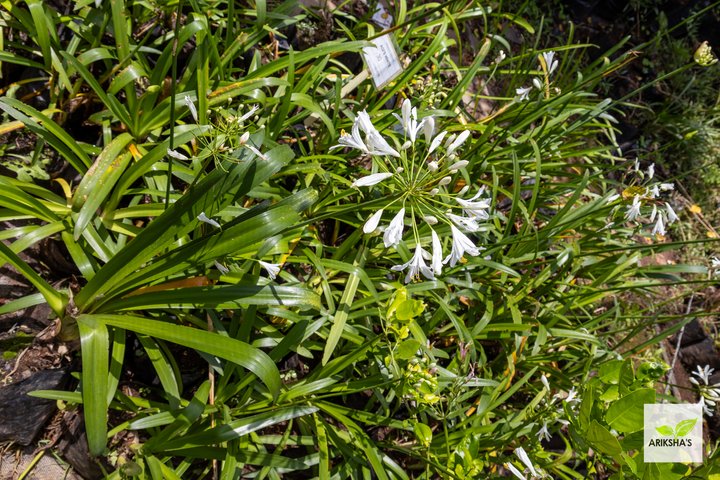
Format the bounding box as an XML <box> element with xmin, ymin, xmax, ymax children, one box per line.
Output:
<box><xmin>0</xmin><ymin>0</ymin><xmax>717</xmax><ymax>478</ymax></box>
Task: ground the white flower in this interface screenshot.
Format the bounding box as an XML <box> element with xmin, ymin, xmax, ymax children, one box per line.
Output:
<box><xmin>699</xmin><ymin>396</ymin><xmax>714</xmax><ymax>417</ymax></box>
<box><xmin>214</xmin><ymin>261</ymin><xmax>229</xmax><ymax>274</ymax></box>
<box><xmin>456</xmin><ymin>188</ymin><xmax>490</xmax><ymax>221</ymax></box>
<box><xmin>356</xmin><ymin>110</ymin><xmax>400</xmax><ymax>157</ymax></box>
<box><xmin>393</xmin><ymin>99</ymin><xmax>423</xmax><ymax>143</ymax></box>
<box><xmin>505</xmin><ymin>462</ymin><xmax>527</xmax><ymax>480</ymax></box>
<box><xmin>427</xmin><ymin>160</ymin><xmax>439</xmax><ymax>172</ymax></box>
<box><xmin>649</xmin><ymin>204</ymin><xmax>657</xmax><ymax>223</ymax></box>
<box><xmin>356</xmin><ymin>110</ymin><xmax>376</xmax><ymax>136</ymax></box>
<box><xmin>541</xmin><ymin>375</ymin><xmax>550</xmax><ymax>391</ymax></box>
<box><xmin>541</xmin><ymin>51</ymin><xmax>558</xmax><ymax>76</ymax></box>
<box><xmin>184</xmin><ymin>95</ymin><xmax>198</xmax><ymax>123</ymax></box>
<box><xmin>660</xmin><ymin>183</ymin><xmax>675</xmax><ymax>191</ymax></box>
<box><xmin>391</xmin><ymin>244</ymin><xmax>434</xmax><ymax>283</ymax></box>
<box><xmin>258</xmin><ymin>260</ymin><xmax>281</xmax><ymax>280</ymax></box>
<box><xmin>383</xmin><ymin>208</ymin><xmax>405</xmax><ymax>248</ymax></box>
<box><xmin>446</xmin><ymin>130</ymin><xmax>470</xmax><ymax>156</ymax></box>
<box><xmin>649</xmin><ymin>185</ymin><xmax>660</xmax><ymax>198</ymax></box>
<box><xmin>352</xmin><ymin>172</ymin><xmax>393</xmax><ymax>187</ymax></box>
<box><xmin>430</xmin><ymin>229</ymin><xmax>443</xmax><ymax>275</ymax></box>
<box><xmin>606</xmin><ymin>193</ymin><xmax>620</xmax><ymax>203</ymax></box>
<box><xmin>446</xmin><ymin>213</ymin><xmax>481</xmax><ymax>232</ymax></box>
<box><xmin>367</xmin><ymin>131</ymin><xmax>400</xmax><ymax>157</ymax></box>
<box><xmin>331</xmin><ymin>122</ymin><xmax>369</xmax><ymax>154</ymax></box>
<box><xmin>244</xmin><ymin>143</ymin><xmax>267</xmax><ymax>160</ymax></box>
<box><xmin>564</xmin><ymin>387</ymin><xmax>579</xmax><ymax>404</ymax></box>
<box><xmin>516</xmin><ymin>86</ymin><xmax>532</xmax><ymax>101</ymax></box>
<box><xmin>438</xmin><ymin>176</ymin><xmax>452</xmax><ymax>186</ymax></box>
<box><xmin>167</xmin><ymin>149</ymin><xmax>189</xmax><ymax>161</ymax></box>
<box><xmin>494</xmin><ymin>50</ymin><xmax>506</xmax><ymax>64</ymax></box>
<box><xmin>237</xmin><ymin>105</ymin><xmax>258</xmax><ymax>123</ymax></box>
<box><xmin>514</xmin><ymin>447</ymin><xmax>539</xmax><ymax>478</ymax></box>
<box><xmin>665</xmin><ymin>203</ymin><xmax>679</xmax><ymax>224</ymax></box>
<box><xmin>537</xmin><ymin>421</ymin><xmax>551</xmax><ymax>442</ymax></box>
<box><xmin>532</xmin><ymin>77</ymin><xmax>543</xmax><ymax>90</ymax></box>
<box><xmin>197</xmin><ymin>212</ymin><xmax>220</xmax><ymax>229</ymax></box>
<box><xmin>647</xmin><ymin>163</ymin><xmax>655</xmax><ymax>179</ymax></box>
<box><xmin>693</xmin><ymin>365</ymin><xmax>714</xmax><ymax>385</ymax></box>
<box><xmin>423</xmin><ymin>215</ymin><xmax>438</xmax><ymax>225</ymax></box>
<box><xmin>423</xmin><ymin>116</ymin><xmax>435</xmax><ymax>142</ymax></box>
<box><xmin>625</xmin><ymin>195</ymin><xmax>642</xmax><ymax>222</ymax></box>
<box><xmin>363</xmin><ymin>209</ymin><xmax>384</xmax><ymax>234</ymax></box>
<box><xmin>428</xmin><ymin>131</ymin><xmax>448</xmax><ymax>154</ymax></box>
<box><xmin>444</xmin><ymin>224</ymin><xmax>482</xmax><ymax>266</ymax></box>
<box><xmin>448</xmin><ymin>160</ymin><xmax>469</xmax><ymax>171</ymax></box>
<box><xmin>652</xmin><ymin>213</ymin><xmax>666</xmax><ymax>236</ymax></box>
<box><xmin>712</xmin><ymin>257</ymin><xmax>720</xmax><ymax>269</ymax></box>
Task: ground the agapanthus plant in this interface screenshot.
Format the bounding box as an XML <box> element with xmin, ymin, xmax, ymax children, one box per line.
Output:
<box><xmin>332</xmin><ymin>99</ymin><xmax>492</xmax><ymax>283</ymax></box>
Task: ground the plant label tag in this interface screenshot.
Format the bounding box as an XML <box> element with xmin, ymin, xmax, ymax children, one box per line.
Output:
<box><xmin>372</xmin><ymin>4</ymin><xmax>393</xmax><ymax>29</ymax></box>
<box><xmin>362</xmin><ymin>34</ymin><xmax>403</xmax><ymax>89</ymax></box>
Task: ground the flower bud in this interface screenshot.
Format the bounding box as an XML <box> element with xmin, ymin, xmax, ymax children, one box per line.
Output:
<box><xmin>438</xmin><ymin>176</ymin><xmax>451</xmax><ymax>186</ymax></box>
<box><xmin>694</xmin><ymin>41</ymin><xmax>718</xmax><ymax>67</ymax></box>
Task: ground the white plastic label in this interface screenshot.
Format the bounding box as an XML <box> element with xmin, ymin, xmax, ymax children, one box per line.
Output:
<box><xmin>362</xmin><ymin>34</ymin><xmax>403</xmax><ymax>88</ymax></box>
<box><xmin>372</xmin><ymin>4</ymin><xmax>393</xmax><ymax>29</ymax></box>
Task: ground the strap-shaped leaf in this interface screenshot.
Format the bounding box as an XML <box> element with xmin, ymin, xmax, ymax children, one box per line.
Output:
<box><xmin>0</xmin><ymin>98</ymin><xmax>92</xmax><ymax>173</ymax></box>
<box><xmin>76</xmin><ymin>315</ymin><xmax>110</xmax><ymax>456</ymax></box>
<box><xmin>100</xmin><ymin>284</ymin><xmax>321</xmax><ymax>312</ymax></box>
<box><xmin>78</xmin><ymin>313</ymin><xmax>282</xmax><ymax>400</ymax></box>
<box><xmin>157</xmin><ymin>406</ymin><xmax>318</xmax><ymax>450</ymax></box>
<box><xmin>75</xmin><ymin>145</ymin><xmax>293</xmax><ymax>309</ymax></box>
<box><xmin>98</xmin><ymin>189</ymin><xmax>316</xmax><ymax>302</ymax></box>
<box><xmin>72</xmin><ymin>133</ymin><xmax>134</xmax><ymax>239</ymax></box>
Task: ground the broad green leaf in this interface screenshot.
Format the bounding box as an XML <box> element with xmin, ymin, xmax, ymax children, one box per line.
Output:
<box><xmin>655</xmin><ymin>425</ymin><xmax>674</xmax><ymax>436</ymax></box>
<box><xmin>396</xmin><ymin>339</ymin><xmax>422</xmax><ymax>360</ymax></box>
<box><xmin>606</xmin><ymin>388</ymin><xmax>655</xmax><ymax>433</ymax></box>
<box><xmin>587</xmin><ymin>420</ymin><xmax>622</xmax><ymax>456</ymax></box>
<box><xmin>414</xmin><ymin>422</ymin><xmax>432</xmax><ymax>448</ymax></box>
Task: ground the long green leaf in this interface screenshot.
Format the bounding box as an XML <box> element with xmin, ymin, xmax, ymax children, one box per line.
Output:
<box><xmin>76</xmin><ymin>145</ymin><xmax>293</xmax><ymax>309</ymax></box>
<box><xmin>78</xmin><ymin>313</ymin><xmax>282</xmax><ymax>399</ymax></box>
<box><xmin>77</xmin><ymin>315</ymin><xmax>110</xmax><ymax>456</ymax></box>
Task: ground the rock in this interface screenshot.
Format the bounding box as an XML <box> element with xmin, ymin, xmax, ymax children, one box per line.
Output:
<box><xmin>57</xmin><ymin>411</ymin><xmax>107</xmax><ymax>480</ymax></box>
<box><xmin>0</xmin><ymin>369</ymin><xmax>69</xmax><ymax>445</ymax></box>
<box><xmin>0</xmin><ymin>448</ymin><xmax>83</xmax><ymax>480</ymax></box>
<box><xmin>669</xmin><ymin>319</ymin><xmax>708</xmax><ymax>348</ymax></box>
<box><xmin>679</xmin><ymin>338</ymin><xmax>720</xmax><ymax>373</ymax></box>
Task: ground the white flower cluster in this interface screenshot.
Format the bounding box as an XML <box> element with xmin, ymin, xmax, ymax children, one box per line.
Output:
<box><xmin>333</xmin><ymin>99</ymin><xmax>492</xmax><ymax>283</ymax></box>
<box><xmin>505</xmin><ymin>446</ymin><xmax>549</xmax><ymax>480</ymax></box>
<box><xmin>690</xmin><ymin>364</ymin><xmax>720</xmax><ymax>417</ymax></box>
<box><xmin>608</xmin><ymin>160</ymin><xmax>679</xmax><ymax>237</ymax></box>
<box><xmin>516</xmin><ymin>51</ymin><xmax>559</xmax><ymax>101</ymax></box>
